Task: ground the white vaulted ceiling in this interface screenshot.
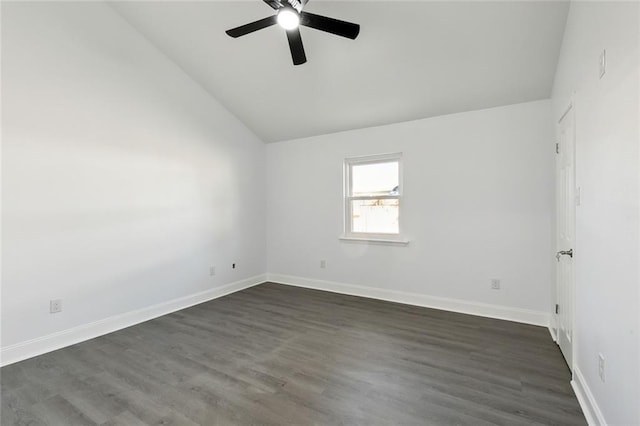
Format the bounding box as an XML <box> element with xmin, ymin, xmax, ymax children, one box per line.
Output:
<box><xmin>110</xmin><ymin>1</ymin><xmax>569</xmax><ymax>143</ymax></box>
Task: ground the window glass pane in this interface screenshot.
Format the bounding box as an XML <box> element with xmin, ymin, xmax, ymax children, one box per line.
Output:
<box><xmin>351</xmin><ymin>199</ymin><xmax>399</xmax><ymax>234</ymax></box>
<box><xmin>352</xmin><ymin>161</ymin><xmax>399</xmax><ymax>196</ymax></box>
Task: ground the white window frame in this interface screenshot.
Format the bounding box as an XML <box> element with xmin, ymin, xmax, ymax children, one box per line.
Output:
<box><xmin>341</xmin><ymin>153</ymin><xmax>408</xmax><ymax>245</ymax></box>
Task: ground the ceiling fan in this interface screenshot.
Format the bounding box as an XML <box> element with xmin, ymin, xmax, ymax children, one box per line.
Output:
<box><xmin>225</xmin><ymin>0</ymin><xmax>360</xmax><ymax>66</ymax></box>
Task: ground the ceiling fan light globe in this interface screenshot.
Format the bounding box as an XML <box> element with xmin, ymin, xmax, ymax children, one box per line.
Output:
<box><xmin>277</xmin><ymin>9</ymin><xmax>300</xmax><ymax>30</ymax></box>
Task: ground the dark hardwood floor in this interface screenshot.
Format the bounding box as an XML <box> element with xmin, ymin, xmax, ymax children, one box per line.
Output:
<box><xmin>1</xmin><ymin>282</ymin><xmax>586</xmax><ymax>425</ymax></box>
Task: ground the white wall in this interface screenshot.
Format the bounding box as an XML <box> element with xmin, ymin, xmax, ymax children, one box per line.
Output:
<box><xmin>267</xmin><ymin>100</ymin><xmax>554</xmax><ymax>322</ymax></box>
<box><xmin>551</xmin><ymin>2</ymin><xmax>639</xmax><ymax>425</ymax></box>
<box><xmin>1</xmin><ymin>2</ymin><xmax>266</xmax><ymax>362</ymax></box>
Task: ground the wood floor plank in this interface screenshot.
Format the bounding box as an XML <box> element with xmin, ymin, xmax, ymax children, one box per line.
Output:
<box><xmin>29</xmin><ymin>394</ymin><xmax>97</xmax><ymax>426</ymax></box>
<box><xmin>1</xmin><ymin>283</ymin><xmax>586</xmax><ymax>425</ymax></box>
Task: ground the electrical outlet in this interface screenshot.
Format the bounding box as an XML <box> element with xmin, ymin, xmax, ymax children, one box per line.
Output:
<box><xmin>320</xmin><ymin>260</ymin><xmax>326</xmax><ymax>269</ymax></box>
<box><xmin>599</xmin><ymin>49</ymin><xmax>606</xmax><ymax>79</ymax></box>
<box><xmin>490</xmin><ymin>279</ymin><xmax>501</xmax><ymax>290</ymax></box>
<box><xmin>209</xmin><ymin>266</ymin><xmax>216</xmax><ymax>276</ymax></box>
<box><xmin>598</xmin><ymin>353</ymin><xmax>605</xmax><ymax>382</ymax></box>
<box><xmin>50</xmin><ymin>299</ymin><xmax>62</xmax><ymax>314</ymax></box>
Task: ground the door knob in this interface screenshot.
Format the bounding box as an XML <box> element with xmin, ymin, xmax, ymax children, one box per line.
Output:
<box><xmin>556</xmin><ymin>249</ymin><xmax>573</xmax><ymax>261</ymax></box>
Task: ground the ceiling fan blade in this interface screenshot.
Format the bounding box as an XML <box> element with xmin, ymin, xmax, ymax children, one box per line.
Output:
<box><xmin>226</xmin><ymin>15</ymin><xmax>278</xmax><ymax>38</ymax></box>
<box><xmin>300</xmin><ymin>11</ymin><xmax>360</xmax><ymax>39</ymax></box>
<box><xmin>286</xmin><ymin>28</ymin><xmax>307</xmax><ymax>65</ymax></box>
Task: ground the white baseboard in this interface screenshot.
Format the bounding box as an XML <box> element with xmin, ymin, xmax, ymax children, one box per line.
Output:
<box><xmin>267</xmin><ymin>274</ymin><xmax>550</xmax><ymax>327</ymax></box>
<box><xmin>0</xmin><ymin>274</ymin><xmax>266</xmax><ymax>367</ymax></box>
<box><xmin>572</xmin><ymin>366</ymin><xmax>607</xmax><ymax>426</ymax></box>
<box><xmin>2</xmin><ymin>273</ymin><xmax>551</xmax><ymax>366</ymax></box>
<box><xmin>548</xmin><ymin>325</ymin><xmax>558</xmax><ymax>342</ymax></box>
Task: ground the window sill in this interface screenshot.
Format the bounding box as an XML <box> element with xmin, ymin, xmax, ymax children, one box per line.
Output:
<box><xmin>339</xmin><ymin>236</ymin><xmax>410</xmax><ymax>246</ymax></box>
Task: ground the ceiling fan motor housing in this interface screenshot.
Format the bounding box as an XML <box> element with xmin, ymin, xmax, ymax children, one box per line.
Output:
<box><xmin>263</xmin><ymin>0</ymin><xmax>308</xmax><ymax>13</ymax></box>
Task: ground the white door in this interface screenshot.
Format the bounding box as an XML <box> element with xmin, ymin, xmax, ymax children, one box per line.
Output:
<box><xmin>556</xmin><ymin>104</ymin><xmax>576</xmax><ymax>370</ymax></box>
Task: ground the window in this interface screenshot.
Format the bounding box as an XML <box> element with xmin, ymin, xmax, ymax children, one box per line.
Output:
<box><xmin>343</xmin><ymin>153</ymin><xmax>406</xmax><ymax>243</ymax></box>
